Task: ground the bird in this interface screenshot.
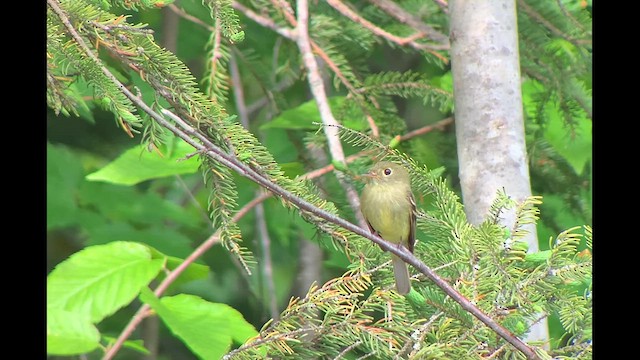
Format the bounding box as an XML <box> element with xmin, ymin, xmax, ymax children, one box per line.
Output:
<box><xmin>360</xmin><ymin>161</ymin><xmax>416</xmax><ymax>294</ymax></box>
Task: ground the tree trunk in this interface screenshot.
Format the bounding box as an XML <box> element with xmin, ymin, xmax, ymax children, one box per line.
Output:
<box><xmin>449</xmin><ymin>0</ymin><xmax>549</xmax><ymax>346</ymax></box>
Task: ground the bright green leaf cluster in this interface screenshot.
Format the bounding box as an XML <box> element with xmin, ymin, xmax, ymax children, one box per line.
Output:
<box><xmin>46</xmin><ymin>240</ymin><xmax>259</xmax><ymax>358</ymax></box>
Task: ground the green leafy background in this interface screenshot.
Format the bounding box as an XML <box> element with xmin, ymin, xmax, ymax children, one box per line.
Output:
<box><xmin>47</xmin><ymin>0</ymin><xmax>591</xmax><ymax>358</ymax></box>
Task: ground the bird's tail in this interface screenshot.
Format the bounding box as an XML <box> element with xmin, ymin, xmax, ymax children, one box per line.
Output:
<box><xmin>391</xmin><ymin>254</ymin><xmax>411</xmax><ymax>295</ymax></box>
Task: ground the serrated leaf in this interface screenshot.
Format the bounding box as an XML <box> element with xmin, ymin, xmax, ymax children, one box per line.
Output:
<box><xmin>47</xmin><ymin>308</ymin><xmax>100</xmax><ymax>355</ymax></box>
<box><xmin>140</xmin><ymin>289</ymin><xmax>258</xmax><ymax>360</ymax></box>
<box><xmin>47</xmin><ymin>241</ymin><xmax>165</xmax><ymax>323</ymax></box>
<box><xmin>85</xmin><ymin>140</ymin><xmax>200</xmax><ymax>185</ymax></box>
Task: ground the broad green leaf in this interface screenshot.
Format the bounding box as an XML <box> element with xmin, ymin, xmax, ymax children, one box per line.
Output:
<box><xmin>47</xmin><ymin>143</ymin><xmax>85</xmax><ymax>229</ymax></box>
<box><xmin>140</xmin><ymin>289</ymin><xmax>259</xmax><ymax>360</ymax></box>
<box><xmin>47</xmin><ymin>241</ymin><xmax>164</xmax><ymax>323</ymax></box>
<box><xmin>85</xmin><ymin>140</ymin><xmax>200</xmax><ymax>185</ymax></box>
<box><xmin>47</xmin><ymin>308</ymin><xmax>100</xmax><ymax>355</ymax></box>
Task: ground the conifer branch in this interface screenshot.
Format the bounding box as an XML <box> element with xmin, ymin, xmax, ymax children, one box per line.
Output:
<box><xmin>294</xmin><ymin>0</ymin><xmax>366</xmax><ymax>226</ymax></box>
<box><xmin>158</xmin><ymin>110</ymin><xmax>540</xmax><ymax>359</ymax></box>
<box><xmin>262</xmin><ymin>0</ymin><xmax>382</xmax><ymax>136</ymax></box>
<box><xmin>327</xmin><ymin>0</ymin><xmax>449</xmax><ymax>52</ymax></box>
<box><xmin>334</xmin><ymin>340</ymin><xmax>363</xmax><ymax>359</ymax></box>
<box><xmin>518</xmin><ymin>0</ymin><xmax>591</xmax><ymax>47</ymax></box>
<box><xmin>231</xmin><ymin>1</ymin><xmax>295</xmax><ymax>39</ymax></box>
<box><xmin>168</xmin><ymin>3</ymin><xmax>214</xmax><ymax>31</ymax></box>
<box><xmin>367</xmin><ymin>0</ymin><xmax>450</xmax><ymax>46</ymax></box>
<box><xmin>230</xmin><ymin>0</ymin><xmax>388</xmax><ymax>137</ymax></box>
<box><xmin>206</xmin><ymin>20</ymin><xmax>226</xmax><ymax>103</ymax></box>
<box><xmin>432</xmin><ymin>0</ymin><xmax>449</xmax><ymax>14</ymax></box>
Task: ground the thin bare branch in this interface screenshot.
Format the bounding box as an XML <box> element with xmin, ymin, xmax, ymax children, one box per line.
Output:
<box><xmin>295</xmin><ymin>0</ymin><xmax>366</xmax><ymax>227</ymax></box>
<box><xmin>399</xmin><ymin>117</ymin><xmax>454</xmax><ymax>141</ymax></box>
<box><xmin>255</xmin><ymin>193</ymin><xmax>280</xmax><ymax>320</ymax></box>
<box><xmin>517</xmin><ymin>0</ymin><xmax>591</xmax><ymax>47</ymax></box>
<box><xmin>265</xmin><ymin>0</ymin><xmax>382</xmax><ymax>136</ymax></box>
<box><xmin>168</xmin><ymin>3</ymin><xmax>214</xmax><ymax>32</ymax></box>
<box><xmin>433</xmin><ymin>0</ymin><xmax>449</xmax><ymax>14</ymax></box>
<box><xmin>334</xmin><ymin>340</ymin><xmax>363</xmax><ymax>360</ymax></box>
<box><xmin>231</xmin><ymin>1</ymin><xmax>296</xmax><ymax>40</ymax></box>
<box><xmin>329</xmin><ymin>0</ymin><xmax>448</xmax><ymax>52</ymax></box>
<box><xmin>367</xmin><ymin>0</ymin><xmax>450</xmax><ymax>46</ymax></box>
<box><xmin>229</xmin><ymin>53</ymin><xmax>249</xmax><ymax>128</ymax></box>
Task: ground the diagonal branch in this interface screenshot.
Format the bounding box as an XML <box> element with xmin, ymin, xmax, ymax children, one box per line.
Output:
<box><xmin>330</xmin><ymin>0</ymin><xmax>449</xmax><ymax>57</ymax></box>
<box><xmin>517</xmin><ymin>0</ymin><xmax>591</xmax><ymax>47</ymax></box>
<box><xmin>162</xmin><ymin>109</ymin><xmax>541</xmax><ymax>360</ymax></box>
<box><xmin>367</xmin><ymin>0</ymin><xmax>449</xmax><ymax>45</ymax></box>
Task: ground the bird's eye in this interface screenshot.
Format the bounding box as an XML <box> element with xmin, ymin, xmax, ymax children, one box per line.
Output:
<box><xmin>384</xmin><ymin>168</ymin><xmax>392</xmax><ymax>176</ymax></box>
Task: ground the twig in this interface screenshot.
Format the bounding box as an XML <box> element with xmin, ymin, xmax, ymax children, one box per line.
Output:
<box><xmin>555</xmin><ymin>0</ymin><xmax>590</xmax><ymax>35</ymax></box>
<box><xmin>229</xmin><ymin>54</ymin><xmax>277</xmax><ymax>318</ymax></box>
<box><xmin>432</xmin><ymin>0</ymin><xmax>449</xmax><ymax>14</ymax></box>
<box><xmin>255</xmin><ymin>192</ymin><xmax>280</xmax><ymax>320</ymax></box>
<box><xmin>334</xmin><ymin>340</ymin><xmax>363</xmax><ymax>360</ymax></box>
<box><xmin>268</xmin><ymin>0</ymin><xmax>382</xmax><ymax>136</ymax></box>
<box><xmin>206</xmin><ymin>21</ymin><xmax>224</xmax><ymax>103</ymax></box>
<box><xmin>484</xmin><ymin>343</ymin><xmax>508</xmax><ymax>359</ymax></box>
<box><xmin>229</xmin><ymin>53</ymin><xmax>249</xmax><ymax>128</ymax></box>
<box><xmin>517</xmin><ymin>0</ymin><xmax>591</xmax><ymax>47</ymax></box>
<box><xmin>231</xmin><ymin>1</ymin><xmax>295</xmax><ymax>40</ymax></box>
<box><xmin>299</xmin><ymin>118</ymin><xmax>454</xmax><ymax>182</ymax></box>
<box><xmin>402</xmin><ymin>311</ymin><xmax>444</xmax><ymax>358</ymax></box>
<box><xmin>231</xmin><ymin>0</ymin><xmax>381</xmax><ymax>137</ymax></box>
<box><xmin>400</xmin><ymin>117</ymin><xmax>454</xmax><ymax>141</ymax></box>
<box><xmin>168</xmin><ymin>4</ymin><xmax>214</xmax><ymax>32</ymax></box>
<box><xmin>245</xmin><ymin>77</ymin><xmax>294</xmax><ymax>116</ymax></box>
<box><xmin>329</xmin><ymin>0</ymin><xmax>449</xmax><ymax>52</ymax></box>
<box><xmin>223</xmin><ymin>326</ymin><xmax>316</xmax><ymax>359</ymax></box>
<box><xmin>49</xmin><ymin>1</ymin><xmax>539</xmax><ymax>357</ymax></box>
<box><xmin>367</xmin><ymin>0</ymin><xmax>450</xmax><ymax>45</ymax></box>
<box><xmin>103</xmin><ymin>183</ymin><xmax>270</xmax><ymax>360</ymax></box>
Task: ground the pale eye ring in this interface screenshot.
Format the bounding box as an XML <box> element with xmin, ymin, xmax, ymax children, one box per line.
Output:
<box><xmin>384</xmin><ymin>168</ymin><xmax>392</xmax><ymax>176</ymax></box>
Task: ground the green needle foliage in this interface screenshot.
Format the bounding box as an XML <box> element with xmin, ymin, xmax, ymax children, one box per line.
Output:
<box><xmin>47</xmin><ymin>0</ymin><xmax>591</xmax><ymax>359</ymax></box>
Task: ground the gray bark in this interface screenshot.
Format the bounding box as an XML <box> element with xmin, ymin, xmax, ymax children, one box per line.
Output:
<box><xmin>449</xmin><ymin>0</ymin><xmax>548</xmax><ymax>346</ymax></box>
